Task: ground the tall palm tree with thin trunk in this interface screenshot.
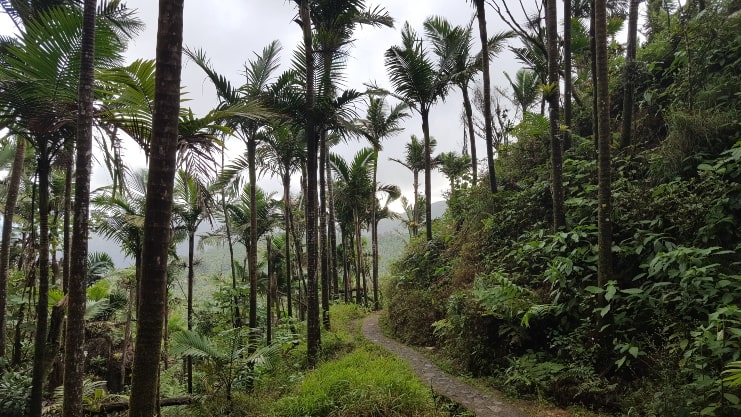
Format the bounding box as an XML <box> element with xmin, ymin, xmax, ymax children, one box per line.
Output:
<box><xmin>547</xmin><ymin>0</ymin><xmax>566</xmax><ymax>230</ymax></box>
<box><xmin>471</xmin><ymin>0</ymin><xmax>497</xmax><ymax>193</ymax></box>
<box><xmin>128</xmin><ymin>0</ymin><xmax>184</xmax><ymax>415</ymax></box>
<box><xmin>295</xmin><ymin>0</ymin><xmax>321</xmax><ymax>365</ymax></box>
<box><xmin>257</xmin><ymin>123</ymin><xmax>305</xmax><ymax>318</ymax></box>
<box><xmin>594</xmin><ymin>0</ymin><xmax>612</xmax><ymax>288</ymax></box>
<box><xmin>620</xmin><ymin>0</ymin><xmax>639</xmax><ymax>149</ymax></box>
<box><xmin>186</xmin><ymin>40</ymin><xmax>281</xmax><ymax>334</ymax></box>
<box><xmin>0</xmin><ymin>5</ymin><xmax>133</xmax><ymax>413</ymax></box>
<box><xmin>172</xmin><ymin>170</ymin><xmax>213</xmax><ymax>394</ymax></box>
<box><xmin>63</xmin><ymin>1</ymin><xmax>96</xmax><ymax>415</ymax></box>
<box><xmin>330</xmin><ymin>148</ymin><xmax>375</xmax><ymax>306</ymax></box>
<box><xmin>356</xmin><ymin>96</ymin><xmax>408</xmax><ymax>310</ymax></box>
<box><xmin>383</xmin><ymin>22</ymin><xmax>455</xmax><ymax>241</ymax></box>
<box><xmin>423</xmin><ymin>15</ymin><xmax>510</xmax><ymax>186</ymax></box>
<box><xmin>390</xmin><ymin>134</ymin><xmax>435</xmax><ymax>238</ymax></box>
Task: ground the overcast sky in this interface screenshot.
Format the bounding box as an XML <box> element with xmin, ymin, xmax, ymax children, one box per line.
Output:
<box><xmin>117</xmin><ymin>0</ymin><xmax>526</xmax><ymax>207</ymax></box>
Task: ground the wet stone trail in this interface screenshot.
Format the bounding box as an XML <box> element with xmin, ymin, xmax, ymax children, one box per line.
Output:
<box><xmin>362</xmin><ymin>314</ymin><xmax>529</xmax><ymax>417</ymax></box>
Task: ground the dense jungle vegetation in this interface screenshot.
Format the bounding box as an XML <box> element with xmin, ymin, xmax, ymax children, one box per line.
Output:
<box><xmin>0</xmin><ymin>0</ymin><xmax>739</xmax><ymax>417</ymax></box>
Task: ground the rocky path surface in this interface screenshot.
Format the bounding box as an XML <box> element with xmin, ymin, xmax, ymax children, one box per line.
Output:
<box><xmin>362</xmin><ymin>314</ymin><xmax>529</xmax><ymax>417</ymax></box>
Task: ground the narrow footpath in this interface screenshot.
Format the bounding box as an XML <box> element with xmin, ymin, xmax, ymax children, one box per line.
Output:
<box><xmin>362</xmin><ymin>314</ymin><xmax>529</xmax><ymax>417</ymax></box>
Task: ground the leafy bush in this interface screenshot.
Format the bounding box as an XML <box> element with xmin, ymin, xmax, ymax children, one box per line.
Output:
<box><xmin>0</xmin><ymin>368</ymin><xmax>31</xmax><ymax>417</ymax></box>
<box><xmin>272</xmin><ymin>347</ymin><xmax>439</xmax><ymax>417</ymax></box>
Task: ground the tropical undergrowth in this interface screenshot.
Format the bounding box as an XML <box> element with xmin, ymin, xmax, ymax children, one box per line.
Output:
<box><xmin>386</xmin><ymin>4</ymin><xmax>741</xmax><ymax>416</ymax></box>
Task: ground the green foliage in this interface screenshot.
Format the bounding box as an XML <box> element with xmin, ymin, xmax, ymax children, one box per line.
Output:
<box><xmin>272</xmin><ymin>347</ymin><xmax>437</xmax><ymax>417</ymax></box>
<box><xmin>0</xmin><ymin>368</ymin><xmax>31</xmax><ymax>417</ymax></box>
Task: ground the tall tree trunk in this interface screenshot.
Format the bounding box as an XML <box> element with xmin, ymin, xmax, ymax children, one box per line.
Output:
<box><xmin>594</xmin><ymin>0</ymin><xmax>612</xmax><ymax>288</ymax></box>
<box><xmin>620</xmin><ymin>0</ymin><xmax>639</xmax><ymax>149</ymax></box>
<box><xmin>475</xmin><ymin>0</ymin><xmax>497</xmax><ymax>193</ymax></box>
<box><xmin>299</xmin><ymin>0</ymin><xmax>321</xmax><ymax>366</ymax></box>
<box><xmin>327</xmin><ymin>154</ymin><xmax>339</xmax><ymax>301</ymax></box>
<box><xmin>353</xmin><ymin>215</ymin><xmax>363</xmax><ymax>305</ymax></box>
<box><xmin>412</xmin><ymin>170</ymin><xmax>419</xmax><ymax>238</ymax></box>
<box><xmin>548</xmin><ymin>0</ymin><xmax>565</xmax><ymax>230</ymax></box>
<box><xmin>63</xmin><ymin>2</ymin><xmax>96</xmax><ymax>414</ymax></box>
<box><xmin>319</xmin><ymin>136</ymin><xmax>330</xmax><ymax>329</ymax></box>
<box><xmin>266</xmin><ymin>236</ymin><xmax>273</xmax><ymax>344</ymax></box>
<box><xmin>0</xmin><ymin>136</ymin><xmax>25</xmax><ymax>358</ymax></box>
<box><xmin>283</xmin><ymin>173</ymin><xmax>293</xmax><ymax>318</ymax></box>
<box><xmin>462</xmin><ymin>85</ymin><xmax>477</xmax><ymax>185</ymax></box>
<box><xmin>341</xmin><ymin>228</ymin><xmax>349</xmax><ymax>303</ymax></box>
<box><xmin>563</xmin><ymin>0</ymin><xmax>573</xmax><ymax>151</ymax></box>
<box><xmin>30</xmin><ymin>145</ymin><xmax>51</xmax><ymax>417</ymax></box>
<box><xmin>371</xmin><ymin>153</ymin><xmax>380</xmax><ymax>310</ymax></box>
<box><xmin>248</xmin><ymin>136</ymin><xmax>258</xmax><ymax>334</ymax></box>
<box><xmin>422</xmin><ymin>110</ymin><xmax>433</xmax><ymax>241</ymax></box>
<box><xmin>62</xmin><ymin>151</ymin><xmax>72</xmax><ymax>294</ymax></box>
<box><xmin>186</xmin><ymin>231</ymin><xmax>194</xmax><ymax>394</ymax></box>
<box><xmin>590</xmin><ymin>0</ymin><xmax>599</xmax><ymax>147</ymax></box>
<box><xmin>128</xmin><ymin>0</ymin><xmax>184</xmax><ymax>415</ymax></box>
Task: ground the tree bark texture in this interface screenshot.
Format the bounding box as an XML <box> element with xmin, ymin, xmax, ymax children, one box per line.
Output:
<box><xmin>547</xmin><ymin>0</ymin><xmax>565</xmax><ymax>230</ymax></box>
<box><xmin>475</xmin><ymin>0</ymin><xmax>497</xmax><ymax>193</ymax></box>
<box><xmin>63</xmin><ymin>1</ymin><xmax>97</xmax><ymax>415</ymax></box>
<box><xmin>128</xmin><ymin>1</ymin><xmax>184</xmax><ymax>415</ymax></box>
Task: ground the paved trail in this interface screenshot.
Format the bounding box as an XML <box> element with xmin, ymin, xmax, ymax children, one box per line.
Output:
<box><xmin>362</xmin><ymin>314</ymin><xmax>529</xmax><ymax>417</ymax></box>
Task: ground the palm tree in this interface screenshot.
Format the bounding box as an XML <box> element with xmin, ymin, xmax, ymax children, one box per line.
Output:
<box><xmin>620</xmin><ymin>0</ymin><xmax>639</xmax><ymax>149</ymax></box>
<box><xmin>390</xmin><ymin>135</ymin><xmax>436</xmax><ymax>238</ymax></box>
<box><xmin>471</xmin><ymin>0</ymin><xmax>497</xmax><ymax>193</ymax></box>
<box><xmin>0</xmin><ymin>135</ymin><xmax>26</xmax><ymax>359</ymax></box>
<box><xmin>186</xmin><ymin>40</ymin><xmax>280</xmax><ymax>335</ymax></box>
<box><xmin>383</xmin><ymin>22</ymin><xmax>455</xmax><ymax>241</ymax></box>
<box><xmin>594</xmin><ymin>0</ymin><xmax>612</xmax><ymax>288</ymax></box>
<box><xmin>128</xmin><ymin>0</ymin><xmax>185</xmax><ymax>415</ymax></box>
<box><xmin>330</xmin><ymin>148</ymin><xmax>376</xmax><ymax>306</ymax></box>
<box><xmin>63</xmin><ymin>1</ymin><xmax>96</xmax><ymax>415</ymax></box>
<box><xmin>423</xmin><ymin>15</ymin><xmax>510</xmax><ymax>186</ymax></box>
<box><xmin>503</xmin><ymin>69</ymin><xmax>541</xmax><ymax>119</ymax></box>
<box><xmin>172</xmin><ymin>170</ymin><xmax>213</xmax><ymax>394</ymax></box>
<box><xmin>295</xmin><ymin>0</ymin><xmax>321</xmax><ymax>365</ymax></box>
<box><xmin>436</xmin><ymin>151</ymin><xmax>471</xmax><ymax>192</ymax></box>
<box><xmin>356</xmin><ymin>96</ymin><xmax>408</xmax><ymax>310</ymax></box>
<box><xmin>0</xmin><ymin>5</ymin><xmax>133</xmax><ymax>414</ymax></box>
<box><xmin>257</xmin><ymin>123</ymin><xmax>305</xmax><ymax>318</ymax></box>
<box><xmin>547</xmin><ymin>0</ymin><xmax>566</xmax><ymax>230</ymax></box>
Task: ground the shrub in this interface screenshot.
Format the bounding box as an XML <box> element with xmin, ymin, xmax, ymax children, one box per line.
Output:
<box><xmin>272</xmin><ymin>347</ymin><xmax>439</xmax><ymax>417</ymax></box>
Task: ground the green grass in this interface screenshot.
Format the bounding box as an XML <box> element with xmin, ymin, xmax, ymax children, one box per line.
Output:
<box><xmin>271</xmin><ymin>346</ymin><xmax>440</xmax><ymax>417</ymax></box>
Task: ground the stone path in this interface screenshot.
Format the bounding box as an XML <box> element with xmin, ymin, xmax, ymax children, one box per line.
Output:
<box><xmin>362</xmin><ymin>314</ymin><xmax>530</xmax><ymax>417</ymax></box>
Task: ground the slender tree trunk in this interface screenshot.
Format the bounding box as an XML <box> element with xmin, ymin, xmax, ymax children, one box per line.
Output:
<box><xmin>341</xmin><ymin>228</ymin><xmax>349</xmax><ymax>303</ymax></box>
<box><xmin>422</xmin><ymin>110</ymin><xmax>433</xmax><ymax>241</ymax></box>
<box><xmin>30</xmin><ymin>146</ymin><xmax>51</xmax><ymax>417</ymax></box>
<box><xmin>186</xmin><ymin>231</ymin><xmax>194</xmax><ymax>393</ymax></box>
<box><xmin>353</xmin><ymin>215</ymin><xmax>363</xmax><ymax>305</ymax></box>
<box><xmin>119</xmin><ymin>256</ymin><xmax>138</xmax><ymax>390</ymax></box>
<box><xmin>299</xmin><ymin>0</ymin><xmax>321</xmax><ymax>366</ymax></box>
<box><xmin>319</xmin><ymin>136</ymin><xmax>330</xmax><ymax>329</ymax></box>
<box><xmin>462</xmin><ymin>85</ymin><xmax>477</xmax><ymax>185</ymax></box>
<box><xmin>62</xmin><ymin>151</ymin><xmax>72</xmax><ymax>294</ymax></box>
<box><xmin>266</xmin><ymin>236</ymin><xmax>273</xmax><ymax>344</ymax></box>
<box><xmin>283</xmin><ymin>174</ymin><xmax>293</xmax><ymax>318</ymax></box>
<box><xmin>590</xmin><ymin>0</ymin><xmax>599</xmax><ymax>147</ymax></box>
<box><xmin>128</xmin><ymin>1</ymin><xmax>184</xmax><ymax>415</ymax></box>
<box><xmin>475</xmin><ymin>0</ymin><xmax>497</xmax><ymax>193</ymax></box>
<box><xmin>63</xmin><ymin>3</ymin><xmax>96</xmax><ymax>414</ymax></box>
<box><xmin>412</xmin><ymin>170</ymin><xmax>419</xmax><ymax>238</ymax></box>
<box><xmin>563</xmin><ymin>0</ymin><xmax>573</xmax><ymax>151</ymax></box>
<box><xmin>595</xmin><ymin>0</ymin><xmax>612</xmax><ymax>288</ymax></box>
<box><xmin>371</xmin><ymin>154</ymin><xmax>380</xmax><ymax>310</ymax></box>
<box><xmin>620</xmin><ymin>0</ymin><xmax>639</xmax><ymax>149</ymax></box>
<box><xmin>248</xmin><ymin>136</ymin><xmax>258</xmax><ymax>335</ymax></box>
<box><xmin>327</xmin><ymin>155</ymin><xmax>339</xmax><ymax>301</ymax></box>
<box><xmin>548</xmin><ymin>0</ymin><xmax>565</xmax><ymax>230</ymax></box>
<box><xmin>0</xmin><ymin>136</ymin><xmax>25</xmax><ymax>358</ymax></box>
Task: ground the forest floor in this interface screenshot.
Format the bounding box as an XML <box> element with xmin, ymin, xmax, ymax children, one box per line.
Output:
<box><xmin>361</xmin><ymin>313</ymin><xmax>601</xmax><ymax>417</ymax></box>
